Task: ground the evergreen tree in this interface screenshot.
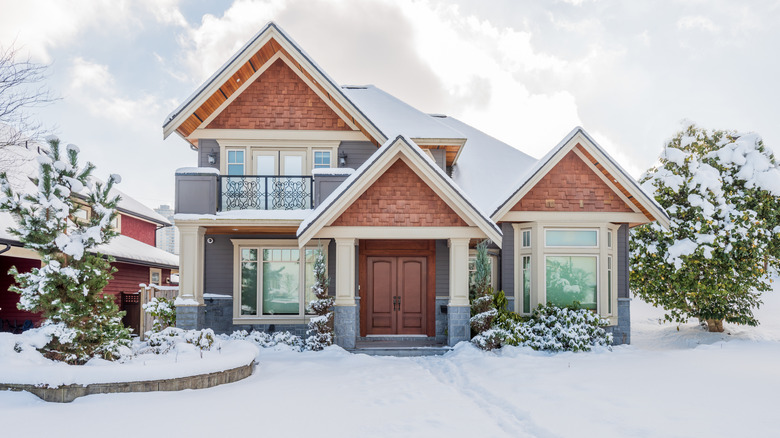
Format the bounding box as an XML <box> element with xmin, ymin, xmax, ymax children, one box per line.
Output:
<box><xmin>470</xmin><ymin>240</ymin><xmax>497</xmax><ymax>342</ymax></box>
<box><xmin>631</xmin><ymin>125</ymin><xmax>780</xmax><ymax>332</ymax></box>
<box><xmin>0</xmin><ymin>136</ymin><xmax>130</xmax><ymax>363</ymax></box>
<box><xmin>305</xmin><ymin>245</ymin><xmax>333</xmax><ymax>351</ymax></box>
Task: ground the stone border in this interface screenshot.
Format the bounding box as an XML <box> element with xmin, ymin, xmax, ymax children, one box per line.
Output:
<box><xmin>0</xmin><ymin>360</ymin><xmax>254</xmax><ymax>403</ymax></box>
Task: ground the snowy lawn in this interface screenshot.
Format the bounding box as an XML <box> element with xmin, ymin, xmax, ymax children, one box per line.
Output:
<box><xmin>2</xmin><ymin>283</ymin><xmax>779</xmax><ymax>437</ymax></box>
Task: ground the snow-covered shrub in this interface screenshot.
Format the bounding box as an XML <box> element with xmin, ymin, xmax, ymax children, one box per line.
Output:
<box><xmin>142</xmin><ymin>296</ymin><xmax>176</xmax><ymax>332</ymax></box>
<box><xmin>306</xmin><ymin>246</ymin><xmax>334</xmax><ymax>351</ymax></box>
<box><xmin>472</xmin><ymin>304</ymin><xmax>612</xmax><ymax>352</ymax></box>
<box><xmin>631</xmin><ymin>124</ymin><xmax>780</xmax><ymax>331</ymax></box>
<box><xmin>0</xmin><ymin>136</ymin><xmax>130</xmax><ymax>363</ymax></box>
<box><xmin>140</xmin><ymin>327</ymin><xmax>217</xmax><ymax>355</ymax></box>
<box><xmin>228</xmin><ymin>330</ymin><xmax>304</xmax><ymax>350</ymax></box>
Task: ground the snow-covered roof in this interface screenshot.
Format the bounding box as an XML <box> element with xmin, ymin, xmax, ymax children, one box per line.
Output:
<box><xmin>0</xmin><ymin>144</ymin><xmax>170</xmax><ymax>226</ymax></box>
<box><xmin>341</xmin><ymin>86</ymin><xmax>464</xmax><ymax>140</ymax></box>
<box><xmin>0</xmin><ymin>212</ymin><xmax>178</xmax><ymax>269</ymax></box>
<box><xmin>439</xmin><ymin>115</ymin><xmax>538</xmax><ymax>213</ymax></box>
<box><xmin>298</xmin><ymin>135</ymin><xmax>501</xmax><ymax>245</ymax></box>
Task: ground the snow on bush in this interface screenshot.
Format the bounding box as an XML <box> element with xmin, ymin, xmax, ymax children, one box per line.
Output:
<box><xmin>142</xmin><ymin>296</ymin><xmax>176</xmax><ymax>332</ymax></box>
<box><xmin>473</xmin><ymin>304</ymin><xmax>613</xmax><ymax>352</ymax></box>
<box><xmin>139</xmin><ymin>327</ymin><xmax>217</xmax><ymax>355</ymax></box>
<box><xmin>227</xmin><ymin>330</ymin><xmax>304</xmax><ymax>350</ymax></box>
<box><xmin>470</xmin><ymin>240</ymin><xmax>498</xmax><ymax>335</ymax></box>
<box><xmin>631</xmin><ymin>124</ymin><xmax>780</xmax><ymax>332</ymax></box>
<box><xmin>305</xmin><ymin>246</ymin><xmax>334</xmax><ymax>351</ymax></box>
<box><xmin>0</xmin><ymin>137</ymin><xmax>130</xmax><ymax>364</ymax></box>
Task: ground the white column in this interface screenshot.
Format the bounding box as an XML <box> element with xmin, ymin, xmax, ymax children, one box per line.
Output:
<box><xmin>448</xmin><ymin>238</ymin><xmax>470</xmax><ymax>306</ymax></box>
<box><xmin>334</xmin><ymin>238</ymin><xmax>357</xmax><ymax>306</ymax></box>
<box><xmin>177</xmin><ymin>225</ymin><xmax>205</xmax><ymax>305</ymax></box>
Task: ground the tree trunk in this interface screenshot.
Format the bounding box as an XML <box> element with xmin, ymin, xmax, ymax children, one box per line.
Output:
<box><xmin>706</xmin><ymin>319</ymin><xmax>724</xmax><ymax>332</ymax></box>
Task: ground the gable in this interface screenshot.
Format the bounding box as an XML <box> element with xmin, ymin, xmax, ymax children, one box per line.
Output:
<box><xmin>511</xmin><ymin>150</ymin><xmax>634</xmax><ymax>212</ymax></box>
<box><xmin>207</xmin><ymin>59</ymin><xmax>351</xmax><ymax>131</ymax></box>
<box><xmin>331</xmin><ymin>159</ymin><xmax>468</xmax><ymax>227</ymax></box>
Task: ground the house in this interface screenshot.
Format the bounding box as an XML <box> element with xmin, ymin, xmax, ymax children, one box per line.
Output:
<box><xmin>164</xmin><ymin>22</ymin><xmax>668</xmax><ymax>348</ymax></box>
<box><xmin>0</xmin><ymin>143</ymin><xmax>180</xmax><ymax>331</ymax></box>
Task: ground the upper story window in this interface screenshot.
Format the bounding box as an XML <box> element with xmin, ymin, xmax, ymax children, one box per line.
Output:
<box><xmin>545</xmin><ymin>229</ymin><xmax>598</xmax><ymax>247</ymax></box>
<box><xmin>227</xmin><ymin>150</ymin><xmax>245</xmax><ymax>175</ymax></box>
<box><xmin>313</xmin><ymin>150</ymin><xmax>331</xmax><ymax>169</ymax></box>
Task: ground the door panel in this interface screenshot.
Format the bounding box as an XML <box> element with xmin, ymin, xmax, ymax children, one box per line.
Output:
<box><xmin>367</xmin><ymin>257</ymin><xmax>396</xmax><ymax>334</ymax></box>
<box><xmin>398</xmin><ymin>257</ymin><xmax>426</xmax><ymax>334</ymax></box>
<box><xmin>366</xmin><ymin>256</ymin><xmax>427</xmax><ymax>335</ymax></box>
<box><xmin>280</xmin><ymin>151</ymin><xmax>306</xmax><ymax>175</ymax></box>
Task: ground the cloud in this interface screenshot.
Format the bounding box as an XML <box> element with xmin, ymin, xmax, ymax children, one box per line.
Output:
<box><xmin>677</xmin><ymin>16</ymin><xmax>720</xmax><ymax>32</ymax></box>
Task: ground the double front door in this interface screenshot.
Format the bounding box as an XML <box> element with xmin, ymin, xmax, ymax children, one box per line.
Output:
<box><xmin>366</xmin><ymin>256</ymin><xmax>427</xmax><ymax>335</ymax></box>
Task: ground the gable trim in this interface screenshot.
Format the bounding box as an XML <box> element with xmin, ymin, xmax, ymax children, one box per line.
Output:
<box><xmin>163</xmin><ymin>22</ymin><xmax>386</xmax><ymax>146</ymax></box>
<box><xmin>491</xmin><ymin>127</ymin><xmax>670</xmax><ymax>228</ymax></box>
<box><xmin>297</xmin><ymin>136</ymin><xmax>501</xmax><ymax>247</ymax></box>
<box><xmin>198</xmin><ymin>52</ymin><xmax>359</xmax><ymax>132</ymax></box>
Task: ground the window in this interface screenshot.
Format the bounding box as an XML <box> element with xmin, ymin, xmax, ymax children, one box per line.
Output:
<box><xmin>73</xmin><ymin>206</ymin><xmax>90</xmax><ymax>224</ymax></box>
<box><xmin>110</xmin><ymin>214</ymin><xmax>121</xmax><ymax>232</ymax></box>
<box><xmin>608</xmin><ymin>230</ymin><xmax>613</xmax><ymax>249</ymax></box>
<box><xmin>237</xmin><ymin>243</ymin><xmax>323</xmax><ymax>318</ymax></box>
<box><xmin>227</xmin><ymin>150</ymin><xmax>245</xmax><ymax>175</ymax></box>
<box><xmin>468</xmin><ymin>251</ymin><xmax>498</xmax><ymax>290</ymax></box>
<box><xmin>607</xmin><ymin>256</ymin><xmax>613</xmax><ymax>315</ymax></box>
<box><xmin>545</xmin><ymin>255</ymin><xmax>598</xmax><ymax>311</ymax></box>
<box><xmin>313</xmin><ymin>150</ymin><xmax>331</xmax><ymax>169</ymax></box>
<box><xmin>545</xmin><ymin>229</ymin><xmax>598</xmax><ymax>247</ymax></box>
<box><xmin>521</xmin><ymin>229</ymin><xmax>531</xmax><ymax>248</ymax></box>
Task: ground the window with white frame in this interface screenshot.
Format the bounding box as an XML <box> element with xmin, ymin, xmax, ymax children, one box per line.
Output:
<box><xmin>313</xmin><ymin>150</ymin><xmax>332</xmax><ymax>169</ymax></box>
<box><xmin>236</xmin><ymin>242</ymin><xmax>323</xmax><ymax>318</ymax></box>
<box><xmin>518</xmin><ymin>227</ymin><xmax>533</xmax><ymax>314</ymax></box>
<box><xmin>544</xmin><ymin>228</ymin><xmax>600</xmax><ymax>311</ymax></box>
<box><xmin>226</xmin><ymin>150</ymin><xmax>245</xmax><ymax>175</ymax></box>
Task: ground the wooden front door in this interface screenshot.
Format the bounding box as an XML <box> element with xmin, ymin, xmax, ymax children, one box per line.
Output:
<box><xmin>366</xmin><ymin>256</ymin><xmax>427</xmax><ymax>335</ymax></box>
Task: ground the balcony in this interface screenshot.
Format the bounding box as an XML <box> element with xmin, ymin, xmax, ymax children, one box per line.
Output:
<box><xmin>175</xmin><ymin>168</ymin><xmax>352</xmax><ymax>216</ymax></box>
<box><xmin>219</xmin><ymin>175</ymin><xmax>313</xmax><ymax>211</ymax></box>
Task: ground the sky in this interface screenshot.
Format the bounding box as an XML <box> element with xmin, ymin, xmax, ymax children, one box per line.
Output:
<box><xmin>1</xmin><ymin>0</ymin><xmax>778</xmax><ymax>209</ymax></box>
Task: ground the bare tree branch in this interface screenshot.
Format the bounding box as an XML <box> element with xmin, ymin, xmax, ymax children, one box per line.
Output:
<box><xmin>0</xmin><ymin>44</ymin><xmax>59</xmax><ymax>148</ymax></box>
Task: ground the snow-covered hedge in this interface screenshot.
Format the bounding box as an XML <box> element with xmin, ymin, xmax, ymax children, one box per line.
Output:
<box><xmin>142</xmin><ymin>297</ymin><xmax>176</xmax><ymax>332</ymax></box>
<box><xmin>473</xmin><ymin>304</ymin><xmax>613</xmax><ymax>352</ymax></box>
<box><xmin>139</xmin><ymin>327</ymin><xmax>217</xmax><ymax>355</ymax></box>
<box><xmin>227</xmin><ymin>330</ymin><xmax>305</xmax><ymax>350</ymax></box>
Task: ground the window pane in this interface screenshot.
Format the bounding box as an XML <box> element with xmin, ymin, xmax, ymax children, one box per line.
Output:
<box><xmin>608</xmin><ymin>230</ymin><xmax>613</xmax><ymax>248</ymax></box>
<box><xmin>262</xmin><ymin>260</ymin><xmax>300</xmax><ymax>315</ymax></box>
<box><xmin>242</xmin><ymin>248</ymin><xmax>257</xmax><ymax>262</ymax></box>
<box><xmin>607</xmin><ymin>256</ymin><xmax>612</xmax><ymax>314</ymax></box>
<box><xmin>283</xmin><ymin>155</ymin><xmax>303</xmax><ymax>176</ymax></box>
<box><xmin>545</xmin><ymin>230</ymin><xmax>598</xmax><ymax>247</ymax></box>
<box><xmin>240</xmin><ymin>261</ymin><xmax>257</xmax><ymax>315</ymax></box>
<box><xmin>256</xmin><ymin>155</ymin><xmax>275</xmax><ymax>175</ymax></box>
<box><xmin>227</xmin><ymin>164</ymin><xmax>244</xmax><ymax>175</ymax></box>
<box><xmin>522</xmin><ymin>256</ymin><xmax>531</xmax><ymax>313</ymax></box>
<box><xmin>546</xmin><ymin>256</ymin><xmax>597</xmax><ymax>310</ymax></box>
<box><xmin>314</xmin><ymin>151</ymin><xmax>331</xmax><ymax>169</ymax></box>
<box><xmin>522</xmin><ymin>230</ymin><xmax>531</xmax><ymax>248</ymax></box>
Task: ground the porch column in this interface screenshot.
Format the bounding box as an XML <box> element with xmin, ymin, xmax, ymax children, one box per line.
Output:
<box><xmin>334</xmin><ymin>238</ymin><xmax>357</xmax><ymax>349</ymax></box>
<box><xmin>448</xmin><ymin>237</ymin><xmax>471</xmax><ymax>345</ymax></box>
<box><xmin>175</xmin><ymin>224</ymin><xmax>205</xmax><ymax>330</ymax></box>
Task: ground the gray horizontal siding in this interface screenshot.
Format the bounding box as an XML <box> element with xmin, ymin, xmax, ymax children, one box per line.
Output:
<box><xmin>618</xmin><ymin>224</ymin><xmax>629</xmax><ymax>298</ymax></box>
<box><xmin>435</xmin><ymin>239</ymin><xmax>449</xmax><ymax>297</ymax></box>
<box><xmin>501</xmin><ymin>223</ymin><xmax>515</xmax><ymax>298</ymax></box>
<box><xmin>338</xmin><ymin>141</ymin><xmax>376</xmax><ymax>169</ymax></box>
<box><xmin>198</xmin><ymin>139</ymin><xmax>220</xmax><ymax>169</ymax></box>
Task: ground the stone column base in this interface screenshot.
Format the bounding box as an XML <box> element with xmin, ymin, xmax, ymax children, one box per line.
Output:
<box><xmin>447</xmin><ymin>305</ymin><xmax>471</xmax><ymax>346</ymax></box>
<box><xmin>609</xmin><ymin>298</ymin><xmax>631</xmax><ymax>345</ymax></box>
<box><xmin>176</xmin><ymin>306</ymin><xmax>205</xmax><ymax>330</ymax></box>
<box><xmin>334</xmin><ymin>305</ymin><xmax>357</xmax><ymax>349</ymax></box>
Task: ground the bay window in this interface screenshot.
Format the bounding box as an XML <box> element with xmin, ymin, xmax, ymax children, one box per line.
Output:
<box><xmin>234</xmin><ymin>239</ymin><xmax>324</xmax><ymax>321</ymax></box>
<box><xmin>514</xmin><ymin>223</ymin><xmax>618</xmax><ymax>320</ymax></box>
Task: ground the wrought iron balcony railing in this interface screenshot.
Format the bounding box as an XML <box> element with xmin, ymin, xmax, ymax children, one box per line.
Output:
<box><xmin>219</xmin><ymin>175</ymin><xmax>314</xmax><ymax>211</ymax></box>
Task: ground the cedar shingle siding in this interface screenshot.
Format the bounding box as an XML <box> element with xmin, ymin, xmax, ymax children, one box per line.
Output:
<box><xmin>332</xmin><ymin>160</ymin><xmax>467</xmax><ymax>227</ymax></box>
<box><xmin>207</xmin><ymin>59</ymin><xmax>351</xmax><ymax>131</ymax></box>
<box><xmin>512</xmin><ymin>151</ymin><xmax>634</xmax><ymax>212</ymax></box>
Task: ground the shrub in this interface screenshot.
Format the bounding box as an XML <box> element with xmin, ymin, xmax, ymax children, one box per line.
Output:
<box><xmin>140</xmin><ymin>327</ymin><xmax>216</xmax><ymax>355</ymax></box>
<box><xmin>142</xmin><ymin>296</ymin><xmax>176</xmax><ymax>332</ymax></box>
<box><xmin>227</xmin><ymin>330</ymin><xmax>304</xmax><ymax>350</ymax></box>
<box><xmin>473</xmin><ymin>304</ymin><xmax>612</xmax><ymax>352</ymax></box>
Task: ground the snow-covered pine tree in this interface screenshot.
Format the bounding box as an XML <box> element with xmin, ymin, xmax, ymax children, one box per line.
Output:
<box><xmin>470</xmin><ymin>240</ymin><xmax>498</xmax><ymax>346</ymax></box>
<box><xmin>0</xmin><ymin>136</ymin><xmax>131</xmax><ymax>363</ymax></box>
<box><xmin>631</xmin><ymin>125</ymin><xmax>780</xmax><ymax>332</ymax></box>
<box><xmin>305</xmin><ymin>245</ymin><xmax>334</xmax><ymax>351</ymax></box>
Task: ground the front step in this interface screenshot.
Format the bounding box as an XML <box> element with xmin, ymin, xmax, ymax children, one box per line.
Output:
<box><xmin>348</xmin><ymin>338</ymin><xmax>451</xmax><ymax>357</ymax></box>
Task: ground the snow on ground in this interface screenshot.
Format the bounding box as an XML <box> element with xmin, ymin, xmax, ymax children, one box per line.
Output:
<box><xmin>0</xmin><ymin>333</ymin><xmax>257</xmax><ymax>386</ymax></box>
<box><xmin>2</xmin><ymin>282</ymin><xmax>779</xmax><ymax>437</ymax></box>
